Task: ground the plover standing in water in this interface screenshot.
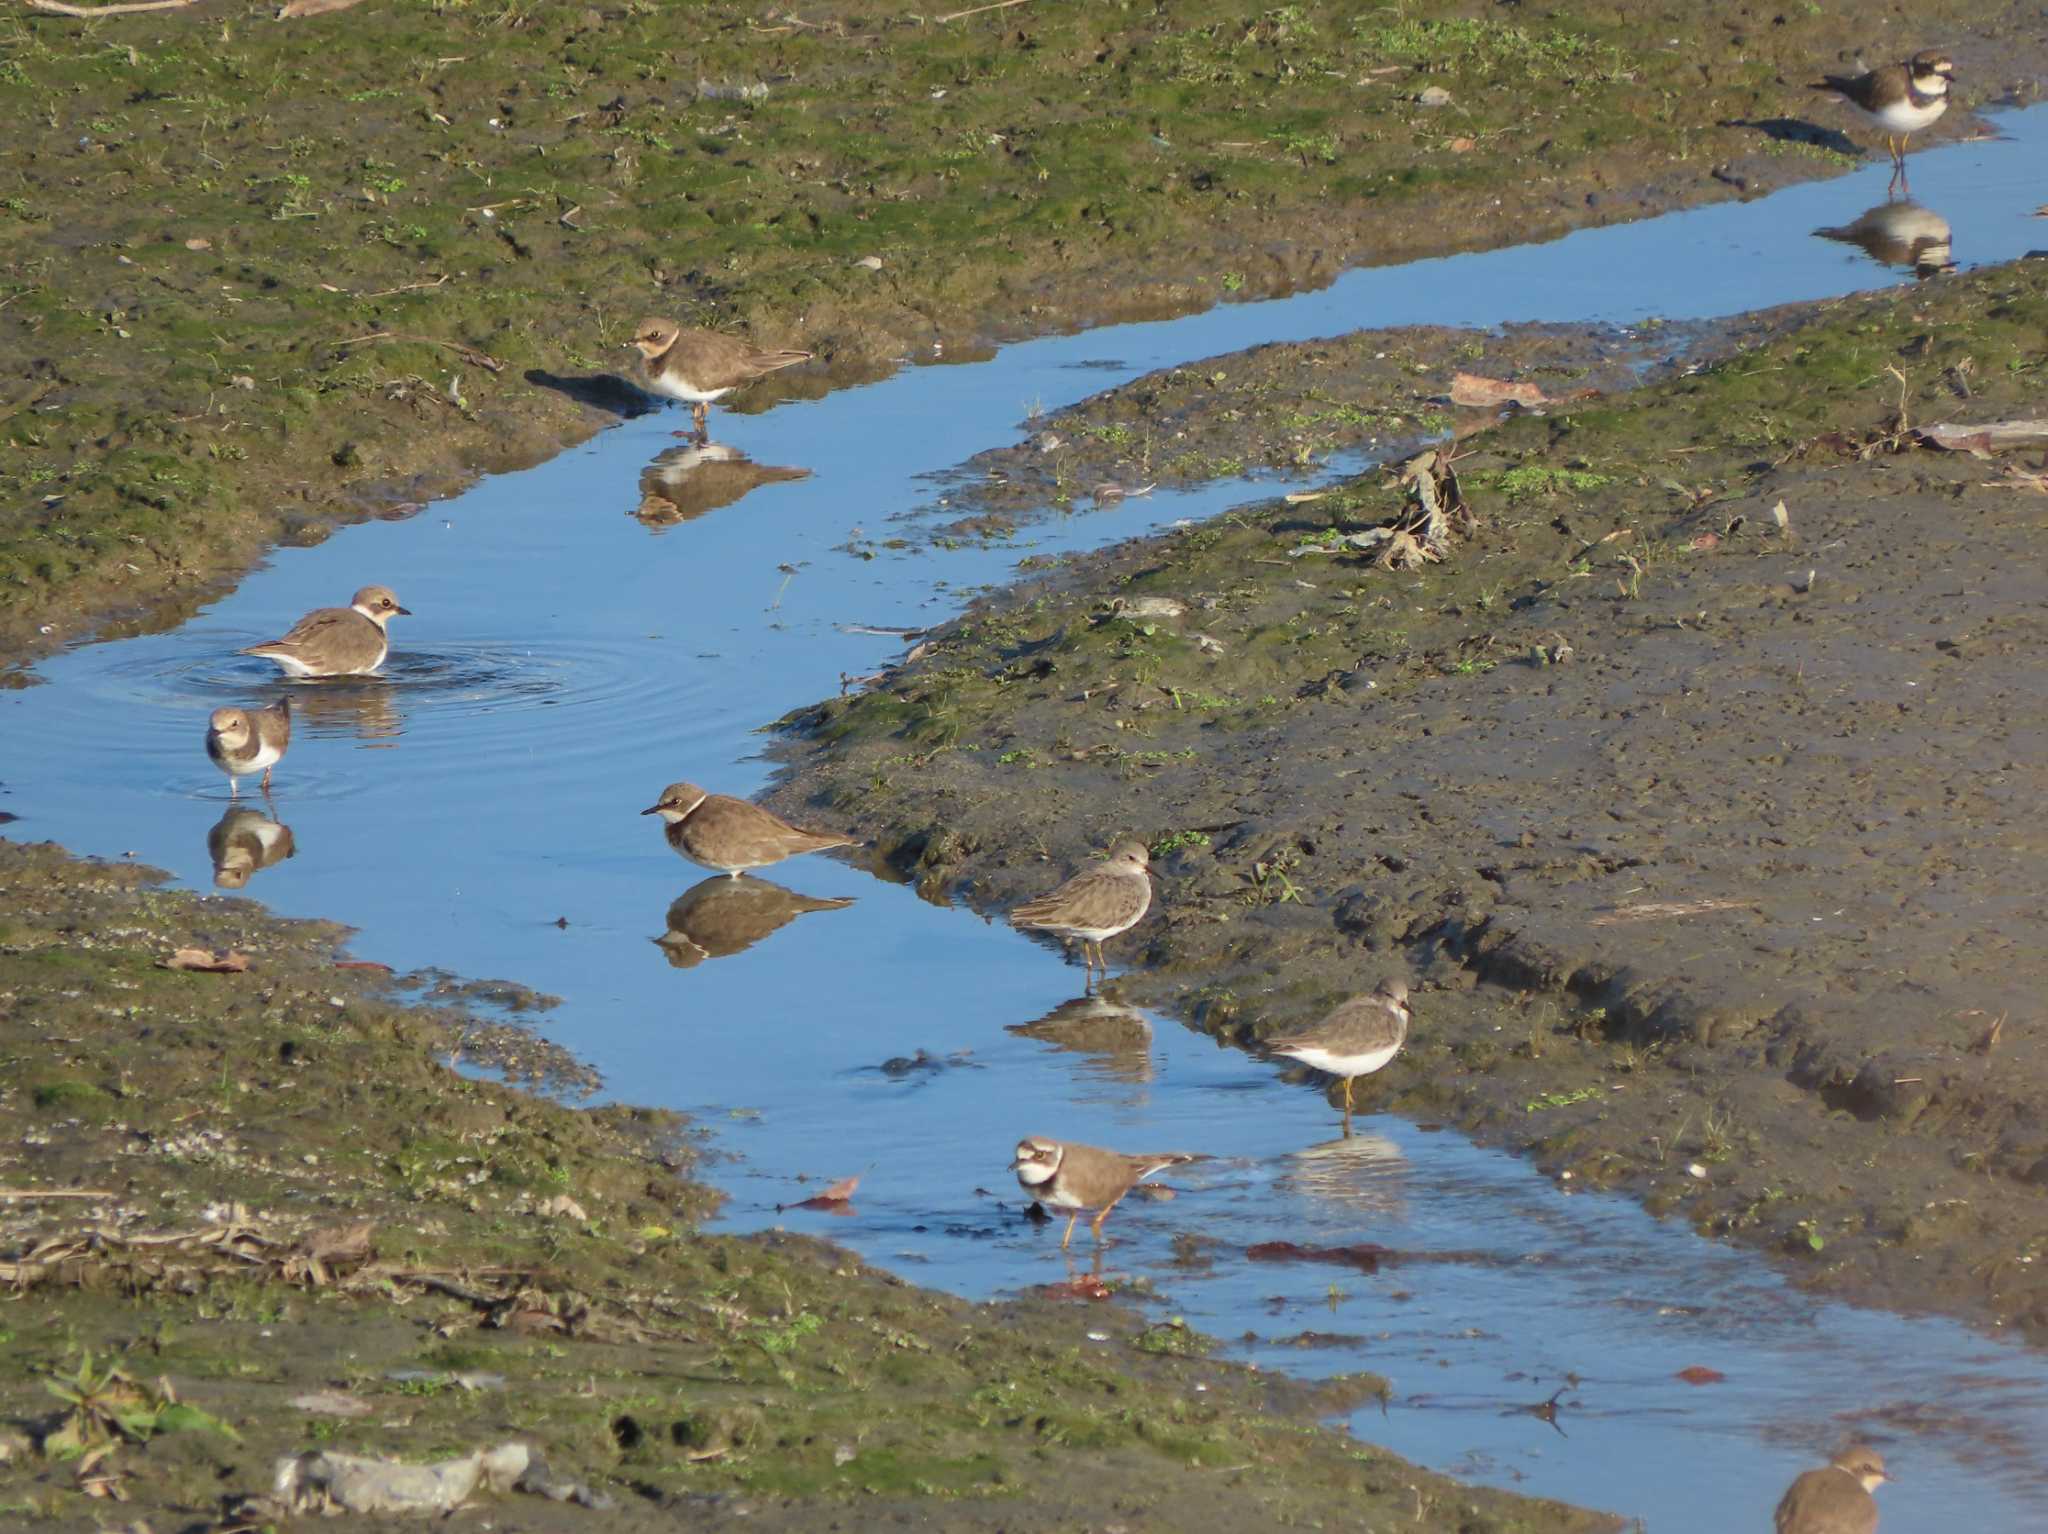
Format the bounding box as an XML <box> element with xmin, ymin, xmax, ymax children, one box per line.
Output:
<box><xmin>240</xmin><ymin>585</ymin><xmax>410</xmax><ymax>678</ymax></box>
<box><xmin>1774</xmin><ymin>1444</ymin><xmax>1889</xmax><ymax>1534</ymax></box>
<box><xmin>626</xmin><ymin>319</ymin><xmax>812</xmax><ymax>438</ymax></box>
<box><xmin>1812</xmin><ymin>51</ymin><xmax>1955</xmax><ymax>190</ymax></box>
<box><xmin>1266</xmin><ymin>979</ymin><xmax>1412</xmax><ymax>1135</ymax></box>
<box><xmin>1010</xmin><ymin>1136</ymin><xmax>1199</xmax><ymax>1250</ymax></box>
<box><xmin>204</xmin><ymin>696</ymin><xmax>292</xmax><ymax>798</ymax></box>
<box><xmin>1009</xmin><ymin>839</ymin><xmax>1152</xmax><ymax>990</ymax></box>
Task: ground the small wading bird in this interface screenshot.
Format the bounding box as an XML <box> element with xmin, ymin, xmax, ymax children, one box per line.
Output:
<box><xmin>1811</xmin><ymin>50</ymin><xmax>1955</xmax><ymax>192</ymax></box>
<box><xmin>1774</xmin><ymin>1445</ymin><xmax>1889</xmax><ymax>1534</ymax></box>
<box><xmin>1265</xmin><ymin>979</ymin><xmax>1412</xmax><ymax>1135</ymax></box>
<box><xmin>1009</xmin><ymin>839</ymin><xmax>1152</xmax><ymax>991</ymax></box>
<box><xmin>240</xmin><ymin>585</ymin><xmax>410</xmax><ymax>678</ymax></box>
<box><xmin>204</xmin><ymin>696</ymin><xmax>292</xmax><ymax>799</ymax></box>
<box><xmin>625</xmin><ymin>318</ymin><xmax>812</xmax><ymax>438</ymax></box>
<box><xmin>1010</xmin><ymin>1136</ymin><xmax>1199</xmax><ymax>1250</ymax></box>
<box><xmin>641</xmin><ymin>782</ymin><xmax>854</xmax><ymax>878</ymax></box>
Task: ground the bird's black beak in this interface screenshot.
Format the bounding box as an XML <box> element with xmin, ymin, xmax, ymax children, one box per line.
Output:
<box><xmin>393</xmin><ymin>605</ymin><xmax>413</xmax><ymax>616</ymax></box>
<box><xmin>640</xmin><ymin>804</ymin><xmax>662</xmax><ymax>816</ymax></box>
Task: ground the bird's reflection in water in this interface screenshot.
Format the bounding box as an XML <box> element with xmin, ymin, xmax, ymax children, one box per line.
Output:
<box><xmin>1275</xmin><ymin>1132</ymin><xmax>1408</xmax><ymax>1223</ymax></box>
<box><xmin>654</xmin><ymin>875</ymin><xmax>853</xmax><ymax>968</ymax></box>
<box><xmin>207</xmin><ymin>806</ymin><xmax>297</xmax><ymax>889</ymax></box>
<box><xmin>1814</xmin><ymin>199</ymin><xmax>1954</xmax><ymax>278</ymax></box>
<box><xmin>284</xmin><ymin>678</ymin><xmax>402</xmax><ymax>742</ymax></box>
<box><xmin>632</xmin><ymin>441</ymin><xmax>810</xmax><ymax>529</ymax></box>
<box><xmin>1005</xmin><ymin>995</ymin><xmax>1155</xmax><ymax>1086</ymax></box>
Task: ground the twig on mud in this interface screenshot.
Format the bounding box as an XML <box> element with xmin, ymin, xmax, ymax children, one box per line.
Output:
<box><xmin>362</xmin><ymin>275</ymin><xmax>451</xmax><ymax>299</ymax></box>
<box><xmin>0</xmin><ymin>1188</ymin><xmax>115</xmax><ymax>1200</ymax></box>
<box><xmin>934</xmin><ymin>0</ymin><xmax>1032</xmax><ymax>21</ymax></box>
<box><xmin>26</xmin><ymin>0</ymin><xmax>195</xmax><ymax>14</ymax></box>
<box><xmin>330</xmin><ymin>330</ymin><xmax>503</xmax><ymax>373</ymax></box>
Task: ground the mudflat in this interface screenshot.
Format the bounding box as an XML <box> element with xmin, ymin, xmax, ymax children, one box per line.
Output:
<box><xmin>0</xmin><ymin>839</ymin><xmax>1617</xmax><ymax>1531</ymax></box>
<box><xmin>8</xmin><ymin>0</ymin><xmax>2048</xmax><ymax>662</ymax></box>
<box><xmin>770</xmin><ymin>256</ymin><xmax>2048</xmax><ymax>1339</ymax></box>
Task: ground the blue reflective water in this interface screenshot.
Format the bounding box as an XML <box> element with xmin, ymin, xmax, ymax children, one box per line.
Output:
<box><xmin>7</xmin><ymin>113</ymin><xmax>2048</xmax><ymax>1532</ymax></box>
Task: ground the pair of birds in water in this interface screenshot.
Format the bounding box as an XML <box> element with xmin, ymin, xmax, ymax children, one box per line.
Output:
<box><xmin>203</xmin><ymin>584</ymin><xmax>412</xmax><ymax>796</ymax></box>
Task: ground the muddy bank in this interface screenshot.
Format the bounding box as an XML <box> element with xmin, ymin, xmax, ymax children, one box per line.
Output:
<box><xmin>6</xmin><ymin>1</ymin><xmax>2048</xmax><ymax>666</ymax></box>
<box><xmin>768</xmin><ymin>257</ymin><xmax>2048</xmax><ymax>1340</ymax></box>
<box><xmin>0</xmin><ymin>837</ymin><xmax>1617</xmax><ymax>1531</ymax></box>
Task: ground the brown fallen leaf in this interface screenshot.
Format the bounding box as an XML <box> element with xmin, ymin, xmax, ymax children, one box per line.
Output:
<box><xmin>184</xmin><ymin>237</ymin><xmax>211</xmax><ymax>251</ymax></box>
<box><xmin>1448</xmin><ymin>136</ymin><xmax>1477</xmax><ymax>152</ymax></box>
<box><xmin>814</xmin><ymin>1174</ymin><xmax>860</xmax><ymax>1203</ymax></box>
<box><xmin>278</xmin><ymin>0</ymin><xmax>366</xmax><ymax>15</ymax></box>
<box><xmin>1674</xmin><ymin>1365</ymin><xmax>1726</xmax><ymax>1385</ymax></box>
<box><xmin>160</xmin><ymin>948</ymin><xmax>249</xmax><ymax>973</ymax></box>
<box><xmin>1688</xmin><ymin>531</ymin><xmax>1720</xmax><ymax>551</ymax></box>
<box><xmin>1449</xmin><ymin>372</ymin><xmax>1548</xmax><ymax>409</ymax></box>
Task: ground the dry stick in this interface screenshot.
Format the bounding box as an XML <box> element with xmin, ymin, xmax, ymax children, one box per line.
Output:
<box><xmin>935</xmin><ymin>0</ymin><xmax>1031</xmax><ymax>21</ymax></box>
<box><xmin>0</xmin><ymin>1188</ymin><xmax>116</xmax><ymax>1199</ymax></box>
<box><xmin>333</xmin><ymin>330</ymin><xmax>503</xmax><ymax>373</ymax></box>
<box><xmin>26</xmin><ymin>0</ymin><xmax>194</xmax><ymax>13</ymax></box>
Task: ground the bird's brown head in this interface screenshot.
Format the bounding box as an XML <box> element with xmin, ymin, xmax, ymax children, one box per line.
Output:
<box><xmin>350</xmin><ymin>585</ymin><xmax>411</xmax><ymax>621</ymax></box>
<box><xmin>641</xmin><ymin>781</ymin><xmax>710</xmax><ymax>821</ymax></box>
<box><xmin>628</xmin><ymin>317</ymin><xmax>682</xmax><ymax>359</ymax></box>
<box><xmin>1831</xmin><ymin>1444</ymin><xmax>1888</xmax><ymax>1490</ymax></box>
<box><xmin>1105</xmin><ymin>839</ymin><xmax>1151</xmax><ymax>870</ymax></box>
<box><xmin>1910</xmin><ymin>50</ymin><xmax>1956</xmax><ymax>85</ymax></box>
<box><xmin>208</xmin><ymin>707</ymin><xmax>252</xmax><ymax>747</ymax></box>
<box><xmin>1375</xmin><ymin>977</ymin><xmax>1411</xmax><ymax>1011</ymax></box>
<box><xmin>213</xmin><ymin>864</ymin><xmax>253</xmax><ymax>890</ymax></box>
<box><xmin>1011</xmin><ymin>1136</ymin><xmax>1063</xmax><ymax>1185</ymax></box>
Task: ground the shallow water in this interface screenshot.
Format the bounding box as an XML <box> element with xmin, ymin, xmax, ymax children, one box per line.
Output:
<box><xmin>9</xmin><ymin>115</ymin><xmax>2048</xmax><ymax>1529</ymax></box>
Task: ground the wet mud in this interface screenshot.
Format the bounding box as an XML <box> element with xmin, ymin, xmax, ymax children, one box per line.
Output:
<box><xmin>7</xmin><ymin>1</ymin><xmax>2048</xmax><ymax>665</ymax></box>
<box><xmin>769</xmin><ymin>256</ymin><xmax>2048</xmax><ymax>1341</ymax></box>
<box><xmin>0</xmin><ymin>838</ymin><xmax>1615</xmax><ymax>1532</ymax></box>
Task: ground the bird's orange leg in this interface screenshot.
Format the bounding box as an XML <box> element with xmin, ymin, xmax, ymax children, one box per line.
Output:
<box><xmin>1059</xmin><ymin>1210</ymin><xmax>1080</xmax><ymax>1250</ymax></box>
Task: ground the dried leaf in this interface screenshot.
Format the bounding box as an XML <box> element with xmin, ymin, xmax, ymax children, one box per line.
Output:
<box><xmin>815</xmin><ymin>1174</ymin><xmax>860</xmax><ymax>1203</ymax></box>
<box><xmin>183</xmin><ymin>237</ymin><xmax>211</xmax><ymax>251</ymax></box>
<box><xmin>1449</xmin><ymin>372</ymin><xmax>1548</xmax><ymax>408</ymax></box>
<box><xmin>1769</xmin><ymin>499</ymin><xmax>1790</xmax><ymax>532</ymax></box>
<box><xmin>278</xmin><ymin>0</ymin><xmax>367</xmax><ymax>16</ymax></box>
<box><xmin>1674</xmin><ymin>1365</ymin><xmax>1726</xmax><ymax>1385</ymax></box>
<box><xmin>160</xmin><ymin>949</ymin><xmax>249</xmax><ymax>974</ymax></box>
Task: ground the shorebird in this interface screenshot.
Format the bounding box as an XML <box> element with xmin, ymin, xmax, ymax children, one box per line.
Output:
<box><xmin>641</xmin><ymin>782</ymin><xmax>854</xmax><ymax>878</ymax></box>
<box><xmin>1265</xmin><ymin>979</ymin><xmax>1412</xmax><ymax>1135</ymax></box>
<box><xmin>1010</xmin><ymin>1136</ymin><xmax>1198</xmax><ymax>1250</ymax></box>
<box><xmin>240</xmin><ymin>585</ymin><xmax>410</xmax><ymax>678</ymax></box>
<box><xmin>625</xmin><ymin>318</ymin><xmax>812</xmax><ymax>438</ymax></box>
<box><xmin>1812</xmin><ymin>50</ymin><xmax>1955</xmax><ymax>191</ymax></box>
<box><xmin>1774</xmin><ymin>1445</ymin><xmax>1889</xmax><ymax>1534</ymax></box>
<box><xmin>1009</xmin><ymin>839</ymin><xmax>1152</xmax><ymax>990</ymax></box>
<box><xmin>204</xmin><ymin>696</ymin><xmax>292</xmax><ymax>798</ymax></box>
